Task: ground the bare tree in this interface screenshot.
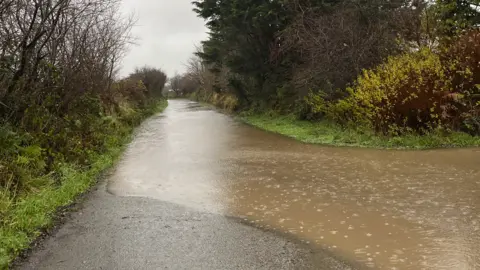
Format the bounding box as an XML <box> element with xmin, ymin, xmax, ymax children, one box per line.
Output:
<box><xmin>0</xmin><ymin>0</ymin><xmax>135</xmax><ymax>119</ymax></box>
<box><xmin>169</xmin><ymin>73</ymin><xmax>182</xmax><ymax>96</ymax></box>
<box><xmin>276</xmin><ymin>0</ymin><xmax>428</xmax><ymax>98</ymax></box>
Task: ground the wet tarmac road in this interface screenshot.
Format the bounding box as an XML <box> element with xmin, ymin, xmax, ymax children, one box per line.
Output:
<box><xmin>20</xmin><ymin>100</ymin><xmax>480</xmax><ymax>269</ymax></box>
<box><xmin>18</xmin><ymin>182</ymin><xmax>350</xmax><ymax>270</ymax></box>
<box><xmin>18</xmin><ymin>100</ymin><xmax>353</xmax><ymax>270</ymax></box>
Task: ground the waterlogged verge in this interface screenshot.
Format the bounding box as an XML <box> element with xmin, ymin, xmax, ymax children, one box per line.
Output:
<box><xmin>0</xmin><ymin>100</ymin><xmax>168</xmax><ymax>269</ymax></box>
<box><xmin>241</xmin><ymin>114</ymin><xmax>480</xmax><ymax>149</ymax></box>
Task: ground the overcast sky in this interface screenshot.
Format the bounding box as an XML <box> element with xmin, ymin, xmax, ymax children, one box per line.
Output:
<box><xmin>120</xmin><ymin>0</ymin><xmax>208</xmax><ymax>78</ymax></box>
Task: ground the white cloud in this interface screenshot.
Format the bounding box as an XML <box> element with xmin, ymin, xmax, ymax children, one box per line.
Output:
<box><xmin>119</xmin><ymin>0</ymin><xmax>208</xmax><ymax>78</ymax></box>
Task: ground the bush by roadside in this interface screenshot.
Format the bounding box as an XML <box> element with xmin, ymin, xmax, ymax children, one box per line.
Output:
<box><xmin>189</xmin><ymin>91</ymin><xmax>239</xmax><ymax>113</ymax></box>
<box><xmin>304</xmin><ymin>30</ymin><xmax>480</xmax><ymax>139</ymax></box>
<box><xmin>0</xmin><ymin>94</ymin><xmax>167</xmax><ymax>269</ymax></box>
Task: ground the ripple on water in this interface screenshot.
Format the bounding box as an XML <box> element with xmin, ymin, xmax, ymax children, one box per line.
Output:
<box><xmin>108</xmin><ymin>100</ymin><xmax>480</xmax><ymax>270</ymax></box>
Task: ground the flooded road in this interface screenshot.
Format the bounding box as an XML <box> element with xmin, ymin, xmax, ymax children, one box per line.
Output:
<box><xmin>109</xmin><ymin>99</ymin><xmax>480</xmax><ymax>269</ymax></box>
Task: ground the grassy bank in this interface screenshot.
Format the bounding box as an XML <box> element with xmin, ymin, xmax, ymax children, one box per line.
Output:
<box><xmin>0</xmin><ymin>100</ymin><xmax>168</xmax><ymax>269</ymax></box>
<box><xmin>241</xmin><ymin>114</ymin><xmax>480</xmax><ymax>149</ymax></box>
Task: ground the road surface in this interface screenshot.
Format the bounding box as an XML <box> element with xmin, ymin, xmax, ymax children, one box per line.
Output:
<box><xmin>18</xmin><ymin>100</ymin><xmax>353</xmax><ymax>270</ymax></box>
<box><xmin>19</xmin><ymin>100</ymin><xmax>480</xmax><ymax>269</ymax></box>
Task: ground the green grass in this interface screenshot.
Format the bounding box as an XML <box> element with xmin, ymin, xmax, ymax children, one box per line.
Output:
<box><xmin>241</xmin><ymin>114</ymin><xmax>480</xmax><ymax>149</ymax></box>
<box><xmin>0</xmin><ymin>100</ymin><xmax>168</xmax><ymax>269</ymax></box>
<box><xmin>0</xmin><ymin>153</ymin><xmax>119</xmax><ymax>269</ymax></box>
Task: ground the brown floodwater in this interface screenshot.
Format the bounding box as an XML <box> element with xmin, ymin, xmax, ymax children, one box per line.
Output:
<box><xmin>108</xmin><ymin>99</ymin><xmax>480</xmax><ymax>269</ymax></box>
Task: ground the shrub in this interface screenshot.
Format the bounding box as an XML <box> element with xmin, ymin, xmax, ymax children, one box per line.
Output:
<box><xmin>302</xmin><ymin>91</ymin><xmax>329</xmax><ymax>120</ymax></box>
<box><xmin>111</xmin><ymin>79</ymin><xmax>149</xmax><ymax>108</ymax></box>
<box><xmin>209</xmin><ymin>92</ymin><xmax>239</xmax><ymax>112</ymax></box>
<box><xmin>307</xmin><ymin>30</ymin><xmax>480</xmax><ymax>136</ymax></box>
<box><xmin>441</xmin><ymin>30</ymin><xmax>480</xmax><ymax>134</ymax></box>
<box><xmin>128</xmin><ymin>67</ymin><xmax>167</xmax><ymax>97</ymax></box>
<box><xmin>306</xmin><ymin>49</ymin><xmax>460</xmax><ymax>135</ymax></box>
<box><xmin>350</xmin><ymin>48</ymin><xmax>456</xmax><ymax>134</ymax></box>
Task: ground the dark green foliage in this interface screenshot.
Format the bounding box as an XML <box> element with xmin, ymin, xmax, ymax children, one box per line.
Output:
<box><xmin>192</xmin><ymin>0</ymin><xmax>426</xmax><ymax>109</ymax></box>
<box><xmin>435</xmin><ymin>0</ymin><xmax>480</xmax><ymax>37</ymax></box>
<box><xmin>193</xmin><ymin>0</ymin><xmax>290</xmax><ymax>104</ymax></box>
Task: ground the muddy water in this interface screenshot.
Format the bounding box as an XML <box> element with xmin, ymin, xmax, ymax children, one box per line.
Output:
<box><xmin>108</xmin><ymin>100</ymin><xmax>480</xmax><ymax>269</ymax></box>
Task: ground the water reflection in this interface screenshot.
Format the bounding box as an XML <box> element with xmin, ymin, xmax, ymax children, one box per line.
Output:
<box><xmin>108</xmin><ymin>100</ymin><xmax>480</xmax><ymax>270</ymax></box>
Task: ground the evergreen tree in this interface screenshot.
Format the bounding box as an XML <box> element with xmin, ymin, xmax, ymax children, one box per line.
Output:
<box><xmin>436</xmin><ymin>0</ymin><xmax>480</xmax><ymax>37</ymax></box>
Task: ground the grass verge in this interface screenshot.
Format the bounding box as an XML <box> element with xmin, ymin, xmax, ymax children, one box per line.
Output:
<box><xmin>0</xmin><ymin>100</ymin><xmax>168</xmax><ymax>269</ymax></box>
<box><xmin>241</xmin><ymin>114</ymin><xmax>480</xmax><ymax>149</ymax></box>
